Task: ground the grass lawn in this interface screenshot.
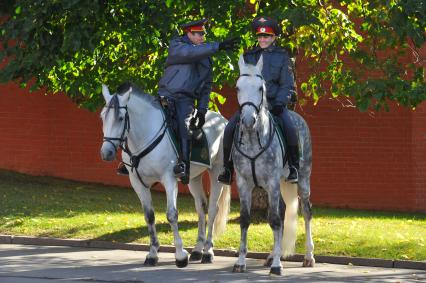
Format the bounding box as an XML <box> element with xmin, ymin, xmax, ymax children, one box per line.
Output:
<box><xmin>0</xmin><ymin>169</ymin><xmax>425</xmax><ymax>261</ymax></box>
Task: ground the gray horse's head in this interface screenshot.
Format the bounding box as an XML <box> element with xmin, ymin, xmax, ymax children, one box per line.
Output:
<box><xmin>100</xmin><ymin>83</ymin><xmax>132</xmax><ymax>161</ymax></box>
<box><xmin>236</xmin><ymin>54</ymin><xmax>266</xmax><ymax>129</ymax></box>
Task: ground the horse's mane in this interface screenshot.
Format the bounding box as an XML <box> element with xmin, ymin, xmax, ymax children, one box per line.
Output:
<box><xmin>116</xmin><ymin>82</ymin><xmax>161</xmax><ymax>109</ymax></box>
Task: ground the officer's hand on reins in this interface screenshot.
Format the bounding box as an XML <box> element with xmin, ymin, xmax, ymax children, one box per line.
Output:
<box><xmin>219</xmin><ymin>37</ymin><xmax>240</xmax><ymax>51</ymax></box>
<box><xmin>190</xmin><ymin>110</ymin><xmax>205</xmax><ymax>130</ymax></box>
<box><xmin>194</xmin><ymin>111</ymin><xmax>205</xmax><ymax>129</ymax></box>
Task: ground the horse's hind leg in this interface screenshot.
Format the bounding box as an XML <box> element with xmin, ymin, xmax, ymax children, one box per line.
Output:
<box><xmin>129</xmin><ymin>174</ymin><xmax>159</xmax><ymax>266</ymax></box>
<box><xmin>264</xmin><ymin>195</ymin><xmax>285</xmax><ymax>268</ymax></box>
<box><xmin>298</xmin><ymin>176</ymin><xmax>315</xmax><ymax>267</ymax></box>
<box><xmin>187</xmin><ymin>174</ymin><xmax>208</xmax><ymax>262</ymax></box>
<box><xmin>163</xmin><ymin>175</ymin><xmax>189</xmax><ymax>267</ymax></box>
<box><xmin>201</xmin><ymin>167</ymin><xmax>231</xmax><ymax>264</ymax></box>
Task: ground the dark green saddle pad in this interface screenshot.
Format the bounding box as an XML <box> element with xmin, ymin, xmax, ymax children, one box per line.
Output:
<box><xmin>158</xmin><ymin>102</ymin><xmax>210</xmax><ymax>167</ymax></box>
<box><xmin>167</xmin><ymin>127</ymin><xmax>211</xmax><ymax>167</ymax></box>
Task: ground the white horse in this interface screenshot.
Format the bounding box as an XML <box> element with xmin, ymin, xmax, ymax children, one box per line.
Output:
<box><xmin>231</xmin><ymin>55</ymin><xmax>315</xmax><ymax>275</ymax></box>
<box><xmin>100</xmin><ymin>83</ymin><xmax>231</xmax><ymax>267</ymax></box>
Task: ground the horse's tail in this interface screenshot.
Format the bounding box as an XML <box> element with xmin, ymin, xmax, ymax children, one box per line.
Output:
<box><xmin>281</xmin><ymin>181</ymin><xmax>299</xmax><ymax>258</ymax></box>
<box><xmin>213</xmin><ymin>184</ymin><xmax>231</xmax><ymax>237</ymax></box>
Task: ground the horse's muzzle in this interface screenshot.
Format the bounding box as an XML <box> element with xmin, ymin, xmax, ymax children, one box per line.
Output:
<box><xmin>242</xmin><ymin>117</ymin><xmax>256</xmax><ymax>129</ymax></box>
<box><xmin>100</xmin><ymin>142</ymin><xmax>117</xmax><ymax>161</ymax></box>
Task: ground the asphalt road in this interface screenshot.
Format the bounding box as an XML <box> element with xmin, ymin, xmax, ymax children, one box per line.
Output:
<box><xmin>0</xmin><ymin>244</ymin><xmax>425</xmax><ymax>283</ymax></box>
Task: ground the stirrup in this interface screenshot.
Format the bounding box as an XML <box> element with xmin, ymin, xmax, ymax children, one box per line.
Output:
<box><xmin>116</xmin><ymin>163</ymin><xmax>129</xmax><ymax>176</ymax></box>
<box><xmin>286</xmin><ymin>167</ymin><xmax>298</xmax><ymax>184</ymax></box>
<box><xmin>173</xmin><ymin>162</ymin><xmax>186</xmax><ymax>178</ymax></box>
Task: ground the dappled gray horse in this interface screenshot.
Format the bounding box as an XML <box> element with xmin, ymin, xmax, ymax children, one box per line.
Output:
<box><xmin>232</xmin><ymin>55</ymin><xmax>315</xmax><ymax>275</ymax></box>
<box><xmin>100</xmin><ymin>83</ymin><xmax>230</xmax><ymax>267</ymax></box>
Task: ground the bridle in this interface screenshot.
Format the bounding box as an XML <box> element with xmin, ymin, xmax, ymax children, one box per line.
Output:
<box><xmin>101</xmin><ymin>95</ymin><xmax>167</xmax><ymax>188</ymax></box>
<box><xmin>102</xmin><ymin>105</ymin><xmax>130</xmax><ymax>153</ymax></box>
<box><xmin>234</xmin><ymin>72</ymin><xmax>276</xmax><ymax>188</ymax></box>
<box><xmin>238</xmin><ymin>73</ymin><xmax>265</xmax><ymax>116</ymax></box>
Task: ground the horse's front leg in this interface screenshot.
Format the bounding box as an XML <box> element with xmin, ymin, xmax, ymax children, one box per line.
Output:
<box><xmin>163</xmin><ymin>176</ymin><xmax>189</xmax><ymax>268</ymax></box>
<box><xmin>266</xmin><ymin>182</ymin><xmax>284</xmax><ymax>275</ymax></box>
<box><xmin>233</xmin><ymin>181</ymin><xmax>253</xmax><ymax>273</ymax></box>
<box><xmin>129</xmin><ymin>174</ymin><xmax>159</xmax><ymax>266</ymax></box>
<box><xmin>187</xmin><ymin>174</ymin><xmax>207</xmax><ymax>262</ymax></box>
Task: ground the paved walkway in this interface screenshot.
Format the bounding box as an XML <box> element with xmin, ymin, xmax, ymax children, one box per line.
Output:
<box><xmin>1</xmin><ymin>244</ymin><xmax>425</xmax><ymax>283</ymax></box>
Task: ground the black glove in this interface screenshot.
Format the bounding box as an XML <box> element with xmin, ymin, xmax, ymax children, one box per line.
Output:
<box><xmin>271</xmin><ymin>104</ymin><xmax>284</xmax><ymax>116</ymax></box>
<box><xmin>218</xmin><ymin>37</ymin><xmax>240</xmax><ymax>51</ymax></box>
<box><xmin>190</xmin><ymin>110</ymin><xmax>206</xmax><ymax>130</ymax></box>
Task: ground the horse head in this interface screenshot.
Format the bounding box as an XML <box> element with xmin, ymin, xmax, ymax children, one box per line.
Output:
<box><xmin>100</xmin><ymin>83</ymin><xmax>132</xmax><ymax>161</ymax></box>
<box><xmin>236</xmin><ymin>54</ymin><xmax>266</xmax><ymax>129</ymax></box>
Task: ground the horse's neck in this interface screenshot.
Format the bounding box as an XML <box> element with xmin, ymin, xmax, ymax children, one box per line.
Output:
<box><xmin>127</xmin><ymin>97</ymin><xmax>164</xmax><ymax>152</ymax></box>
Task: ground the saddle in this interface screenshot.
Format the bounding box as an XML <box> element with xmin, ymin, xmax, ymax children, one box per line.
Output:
<box><xmin>159</xmin><ymin>97</ymin><xmax>211</xmax><ymax>167</ymax></box>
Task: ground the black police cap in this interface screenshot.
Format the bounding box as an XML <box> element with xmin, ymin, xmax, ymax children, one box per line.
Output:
<box><xmin>251</xmin><ymin>16</ymin><xmax>281</xmax><ymax>36</ymax></box>
<box><xmin>180</xmin><ymin>18</ymin><xmax>208</xmax><ymax>29</ymax></box>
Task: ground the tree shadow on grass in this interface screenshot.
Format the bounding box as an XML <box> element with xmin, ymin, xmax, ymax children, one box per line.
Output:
<box><xmin>92</xmin><ymin>219</ymin><xmax>199</xmax><ymax>243</ymax></box>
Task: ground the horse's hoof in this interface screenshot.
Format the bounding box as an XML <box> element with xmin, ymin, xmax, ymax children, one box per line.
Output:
<box><xmin>232</xmin><ymin>264</ymin><xmax>246</xmax><ymax>273</ymax></box>
<box><xmin>302</xmin><ymin>258</ymin><xmax>315</xmax><ymax>267</ymax></box>
<box><xmin>263</xmin><ymin>257</ymin><xmax>273</xmax><ymax>267</ymax></box>
<box><xmin>201</xmin><ymin>253</ymin><xmax>213</xmax><ymax>264</ymax></box>
<box><xmin>175</xmin><ymin>256</ymin><xmax>189</xmax><ymax>268</ymax></box>
<box><xmin>270</xmin><ymin>266</ymin><xmax>282</xmax><ymax>275</ymax></box>
<box><xmin>189</xmin><ymin>251</ymin><xmax>203</xmax><ymax>261</ymax></box>
<box><xmin>143</xmin><ymin>257</ymin><xmax>158</xmax><ymax>266</ymax></box>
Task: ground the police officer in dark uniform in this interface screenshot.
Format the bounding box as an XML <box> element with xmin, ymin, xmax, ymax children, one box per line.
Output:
<box><xmin>157</xmin><ymin>19</ymin><xmax>239</xmax><ymax>184</ymax></box>
<box><xmin>218</xmin><ymin>16</ymin><xmax>300</xmax><ymax>185</ymax></box>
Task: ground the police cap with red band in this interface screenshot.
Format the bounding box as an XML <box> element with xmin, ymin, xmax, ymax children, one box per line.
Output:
<box><xmin>180</xmin><ymin>18</ymin><xmax>208</xmax><ymax>34</ymax></box>
<box><xmin>251</xmin><ymin>16</ymin><xmax>281</xmax><ymax>36</ymax></box>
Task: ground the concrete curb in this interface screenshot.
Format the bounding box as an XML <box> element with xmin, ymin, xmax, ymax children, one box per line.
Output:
<box><xmin>1</xmin><ymin>234</ymin><xmax>424</xmax><ymax>270</ymax></box>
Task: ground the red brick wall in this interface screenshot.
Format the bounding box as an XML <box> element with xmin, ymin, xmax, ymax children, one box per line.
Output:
<box><xmin>1</xmin><ymin>81</ymin><xmax>425</xmax><ymax>212</ymax></box>
<box><xmin>0</xmin><ymin>83</ymin><xmax>130</xmax><ymax>187</ymax></box>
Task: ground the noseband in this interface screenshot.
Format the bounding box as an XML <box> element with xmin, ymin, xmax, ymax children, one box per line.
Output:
<box><xmin>238</xmin><ymin>73</ymin><xmax>264</xmax><ymax>115</ymax></box>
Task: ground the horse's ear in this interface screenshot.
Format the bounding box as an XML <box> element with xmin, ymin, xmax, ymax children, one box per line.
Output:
<box><xmin>102</xmin><ymin>84</ymin><xmax>112</xmax><ymax>104</ymax></box>
<box><xmin>256</xmin><ymin>55</ymin><xmax>263</xmax><ymax>73</ymax></box>
<box><xmin>238</xmin><ymin>54</ymin><xmax>246</xmax><ymax>73</ymax></box>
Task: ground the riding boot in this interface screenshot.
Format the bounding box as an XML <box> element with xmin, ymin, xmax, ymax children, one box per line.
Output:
<box><xmin>286</xmin><ymin>145</ymin><xmax>299</xmax><ymax>183</ymax></box>
<box><xmin>217</xmin><ymin>132</ymin><xmax>234</xmax><ymax>185</ymax></box>
<box><xmin>174</xmin><ymin>139</ymin><xmax>191</xmax><ymax>185</ymax></box>
<box><xmin>218</xmin><ymin>161</ymin><xmax>234</xmax><ymax>185</ymax></box>
<box><xmin>116</xmin><ymin>162</ymin><xmax>129</xmax><ymax>176</ymax></box>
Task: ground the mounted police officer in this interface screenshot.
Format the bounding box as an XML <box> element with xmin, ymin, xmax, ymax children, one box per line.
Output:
<box><xmin>157</xmin><ymin>18</ymin><xmax>239</xmax><ymax>184</ymax></box>
<box><xmin>218</xmin><ymin>16</ymin><xmax>300</xmax><ymax>185</ymax></box>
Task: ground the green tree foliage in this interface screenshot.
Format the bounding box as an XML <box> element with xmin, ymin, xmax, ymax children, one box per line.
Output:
<box><xmin>1</xmin><ymin>0</ymin><xmax>425</xmax><ymax>111</ymax></box>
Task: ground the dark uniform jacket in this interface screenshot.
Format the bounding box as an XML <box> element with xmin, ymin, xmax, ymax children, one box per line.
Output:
<box><xmin>158</xmin><ymin>35</ymin><xmax>219</xmax><ymax>114</ymax></box>
<box><xmin>243</xmin><ymin>44</ymin><xmax>296</xmax><ymax>108</ymax></box>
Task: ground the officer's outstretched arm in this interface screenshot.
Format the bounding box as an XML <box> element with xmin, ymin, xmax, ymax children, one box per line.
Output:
<box><xmin>167</xmin><ymin>41</ymin><xmax>219</xmax><ymax>65</ymax></box>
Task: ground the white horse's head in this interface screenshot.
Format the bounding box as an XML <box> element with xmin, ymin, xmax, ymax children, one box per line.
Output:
<box><xmin>236</xmin><ymin>54</ymin><xmax>266</xmax><ymax>129</ymax></box>
<box><xmin>100</xmin><ymin>83</ymin><xmax>132</xmax><ymax>161</ymax></box>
